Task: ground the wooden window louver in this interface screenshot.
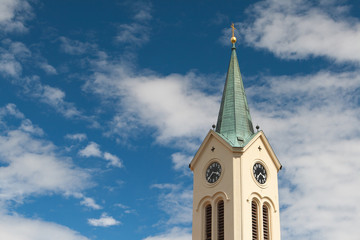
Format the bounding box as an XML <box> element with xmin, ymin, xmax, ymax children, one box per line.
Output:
<box><xmin>205</xmin><ymin>204</ymin><xmax>212</xmax><ymax>240</ymax></box>
<box><xmin>252</xmin><ymin>200</ymin><xmax>258</xmax><ymax>240</ymax></box>
<box><xmin>217</xmin><ymin>200</ymin><xmax>224</xmax><ymax>240</ymax></box>
<box><xmin>263</xmin><ymin>205</ymin><xmax>269</xmax><ymax>240</ymax></box>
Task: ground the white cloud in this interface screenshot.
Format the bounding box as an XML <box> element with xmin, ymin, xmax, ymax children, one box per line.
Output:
<box><xmin>87</xmin><ymin>213</ymin><xmax>121</xmax><ymax>227</ymax></box>
<box><xmin>6</xmin><ymin>40</ymin><xmax>31</xmax><ymax>57</ymax></box>
<box><xmin>19</xmin><ymin>119</ymin><xmax>44</xmax><ymax>135</ymax></box>
<box><xmin>115</xmin><ymin>2</ymin><xmax>152</xmax><ymax>46</ymax></box>
<box><xmin>79</xmin><ymin>142</ymin><xmax>123</xmax><ymax>168</ymax></box>
<box><xmin>143</xmin><ymin>227</ymin><xmax>191</xmax><ymax>240</ymax></box>
<box><xmin>85</xmin><ymin>59</ymin><xmax>219</xmax><ymax>149</ymax></box>
<box><xmin>0</xmin><ymin>40</ymin><xmax>29</xmax><ymax>77</ymax></box>
<box><xmin>0</xmin><ymin>103</ymin><xmax>24</xmax><ymax>119</ymax></box>
<box><xmin>0</xmin><ymin>40</ymin><xmax>83</xmax><ymax>119</ymax></box>
<box><xmin>40</xmin><ymin>62</ymin><xmax>57</xmax><ymax>75</ymax></box>
<box><xmin>79</xmin><ymin>142</ymin><xmax>102</xmax><ymax>158</ymax></box>
<box><xmin>0</xmin><ymin>213</ymin><xmax>89</xmax><ymax>240</ymax></box>
<box><xmin>239</xmin><ymin>0</ymin><xmax>360</xmax><ymax>63</ymax></box>
<box><xmin>0</xmin><ymin>0</ymin><xmax>33</xmax><ymax>33</ymax></box>
<box><xmin>114</xmin><ymin>203</ymin><xmax>129</xmax><ymax>209</ymax></box>
<box><xmin>246</xmin><ymin>70</ymin><xmax>360</xmax><ymax>240</ymax></box>
<box><xmin>133</xmin><ymin>2</ymin><xmax>152</xmax><ymax>21</ymax></box>
<box><xmin>65</xmin><ymin>133</ymin><xmax>87</xmax><ymax>142</ymax></box>
<box><xmin>171</xmin><ymin>152</ymin><xmax>191</xmax><ymax>174</ymax></box>
<box><xmin>59</xmin><ymin>37</ymin><xmax>96</xmax><ymax>55</ymax></box>
<box><xmin>0</xmin><ymin>104</ymin><xmax>91</xmax><ymax>203</ymax></box>
<box><xmin>151</xmin><ymin>184</ymin><xmax>192</xmax><ymax>225</ymax></box>
<box><xmin>0</xmin><ymin>51</ymin><xmax>22</xmax><ymax>77</ymax></box>
<box><xmin>114</xmin><ymin>203</ymin><xmax>135</xmax><ymax>214</ymax></box>
<box><xmin>25</xmin><ymin>81</ymin><xmax>82</xmax><ymax>118</ymax></box>
<box><xmin>80</xmin><ymin>197</ymin><xmax>102</xmax><ymax>210</ymax></box>
<box><xmin>116</xmin><ymin>22</ymin><xmax>150</xmax><ymax>46</ymax></box>
<box><xmin>103</xmin><ymin>152</ymin><xmax>123</xmax><ymax>168</ymax></box>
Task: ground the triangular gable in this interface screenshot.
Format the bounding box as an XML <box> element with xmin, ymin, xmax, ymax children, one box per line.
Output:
<box><xmin>190</xmin><ymin>130</ymin><xmax>233</xmax><ymax>171</ymax></box>
<box><xmin>242</xmin><ymin>131</ymin><xmax>282</xmax><ymax>172</ymax></box>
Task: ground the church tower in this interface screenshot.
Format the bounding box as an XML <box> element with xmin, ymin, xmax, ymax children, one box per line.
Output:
<box><xmin>189</xmin><ymin>25</ymin><xmax>282</xmax><ymax>240</ymax></box>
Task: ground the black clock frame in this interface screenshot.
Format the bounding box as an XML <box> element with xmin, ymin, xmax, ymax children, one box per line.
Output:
<box><xmin>205</xmin><ymin>162</ymin><xmax>222</xmax><ymax>184</ymax></box>
<box><xmin>253</xmin><ymin>162</ymin><xmax>267</xmax><ymax>184</ymax></box>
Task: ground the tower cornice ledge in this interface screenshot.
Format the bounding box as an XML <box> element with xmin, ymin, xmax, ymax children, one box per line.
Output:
<box><xmin>189</xmin><ymin>130</ymin><xmax>281</xmax><ymax>172</ymax></box>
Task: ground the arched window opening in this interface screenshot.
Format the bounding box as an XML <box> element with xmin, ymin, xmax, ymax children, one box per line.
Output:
<box><xmin>205</xmin><ymin>204</ymin><xmax>212</xmax><ymax>240</ymax></box>
<box><xmin>263</xmin><ymin>205</ymin><xmax>269</xmax><ymax>240</ymax></box>
<box><xmin>252</xmin><ymin>200</ymin><xmax>258</xmax><ymax>240</ymax></box>
<box><xmin>217</xmin><ymin>200</ymin><xmax>224</xmax><ymax>240</ymax></box>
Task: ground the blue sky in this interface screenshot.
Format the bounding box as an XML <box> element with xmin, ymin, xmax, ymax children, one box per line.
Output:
<box><xmin>1</xmin><ymin>0</ymin><xmax>360</xmax><ymax>239</ymax></box>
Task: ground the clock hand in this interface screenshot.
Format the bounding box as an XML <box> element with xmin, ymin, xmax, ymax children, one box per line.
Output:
<box><xmin>207</xmin><ymin>172</ymin><xmax>215</xmax><ymax>181</ymax></box>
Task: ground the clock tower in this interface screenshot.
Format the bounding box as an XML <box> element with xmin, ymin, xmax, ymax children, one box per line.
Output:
<box><xmin>189</xmin><ymin>26</ymin><xmax>282</xmax><ymax>240</ymax></box>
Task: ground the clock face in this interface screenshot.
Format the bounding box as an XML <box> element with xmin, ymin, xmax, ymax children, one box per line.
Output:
<box><xmin>206</xmin><ymin>162</ymin><xmax>222</xmax><ymax>183</ymax></box>
<box><xmin>253</xmin><ymin>163</ymin><xmax>267</xmax><ymax>184</ymax></box>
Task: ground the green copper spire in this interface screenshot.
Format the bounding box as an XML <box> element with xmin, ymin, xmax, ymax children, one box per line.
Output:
<box><xmin>215</xmin><ymin>41</ymin><xmax>255</xmax><ymax>147</ymax></box>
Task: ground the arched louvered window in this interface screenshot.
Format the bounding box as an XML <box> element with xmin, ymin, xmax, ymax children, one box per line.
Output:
<box><xmin>263</xmin><ymin>205</ymin><xmax>269</xmax><ymax>240</ymax></box>
<box><xmin>205</xmin><ymin>204</ymin><xmax>212</xmax><ymax>240</ymax></box>
<box><xmin>252</xmin><ymin>200</ymin><xmax>258</xmax><ymax>240</ymax></box>
<box><xmin>217</xmin><ymin>200</ymin><xmax>224</xmax><ymax>240</ymax></box>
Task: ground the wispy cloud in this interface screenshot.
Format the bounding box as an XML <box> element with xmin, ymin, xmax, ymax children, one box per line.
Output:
<box><xmin>114</xmin><ymin>203</ymin><xmax>136</xmax><ymax>214</ymax></box>
<box><xmin>0</xmin><ymin>104</ymin><xmax>91</xmax><ymax>204</ymax></box>
<box><xmin>85</xmin><ymin>57</ymin><xmax>219</xmax><ymax>150</ymax></box>
<box><xmin>65</xmin><ymin>133</ymin><xmax>87</xmax><ymax>142</ymax></box>
<box><xmin>151</xmin><ymin>184</ymin><xmax>192</xmax><ymax>225</ymax></box>
<box><xmin>143</xmin><ymin>227</ymin><xmax>191</xmax><ymax>240</ymax></box>
<box><xmin>115</xmin><ymin>2</ymin><xmax>152</xmax><ymax>47</ymax></box>
<box><xmin>59</xmin><ymin>37</ymin><xmax>97</xmax><ymax>55</ymax></box>
<box><xmin>39</xmin><ymin>62</ymin><xmax>57</xmax><ymax>75</ymax></box>
<box><xmin>116</xmin><ymin>22</ymin><xmax>150</xmax><ymax>46</ymax></box>
<box><xmin>103</xmin><ymin>152</ymin><xmax>123</xmax><ymax>168</ymax></box>
<box><xmin>237</xmin><ymin>0</ymin><xmax>360</xmax><ymax>63</ymax></box>
<box><xmin>0</xmin><ymin>0</ymin><xmax>33</xmax><ymax>33</ymax></box>
<box><xmin>79</xmin><ymin>142</ymin><xmax>123</xmax><ymax>168</ymax></box>
<box><xmin>0</xmin><ymin>213</ymin><xmax>89</xmax><ymax>240</ymax></box>
<box><xmin>31</xmin><ymin>82</ymin><xmax>82</xmax><ymax>118</ymax></box>
<box><xmin>0</xmin><ymin>40</ymin><xmax>84</xmax><ymax>119</ymax></box>
<box><xmin>132</xmin><ymin>2</ymin><xmax>152</xmax><ymax>21</ymax></box>
<box><xmin>171</xmin><ymin>152</ymin><xmax>192</xmax><ymax>175</ymax></box>
<box><xmin>80</xmin><ymin>196</ymin><xmax>102</xmax><ymax>210</ymax></box>
<box><xmin>0</xmin><ymin>40</ymin><xmax>28</xmax><ymax>77</ymax></box>
<box><xmin>79</xmin><ymin>142</ymin><xmax>102</xmax><ymax>158</ymax></box>
<box><xmin>87</xmin><ymin>213</ymin><xmax>121</xmax><ymax>227</ymax></box>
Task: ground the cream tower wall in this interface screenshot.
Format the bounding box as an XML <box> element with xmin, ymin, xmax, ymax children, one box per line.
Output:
<box><xmin>190</xmin><ymin>130</ymin><xmax>281</xmax><ymax>240</ymax></box>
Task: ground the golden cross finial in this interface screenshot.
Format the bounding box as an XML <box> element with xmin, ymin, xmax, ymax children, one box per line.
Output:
<box><xmin>231</xmin><ymin>23</ymin><xmax>237</xmax><ymax>44</ymax></box>
<box><xmin>231</xmin><ymin>23</ymin><xmax>236</xmax><ymax>37</ymax></box>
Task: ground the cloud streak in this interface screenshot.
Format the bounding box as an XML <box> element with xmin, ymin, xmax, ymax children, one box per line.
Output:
<box><xmin>151</xmin><ymin>184</ymin><xmax>192</xmax><ymax>225</ymax></box>
<box><xmin>88</xmin><ymin>213</ymin><xmax>121</xmax><ymax>227</ymax></box>
<box><xmin>79</xmin><ymin>142</ymin><xmax>123</xmax><ymax>168</ymax></box>
<box><xmin>238</xmin><ymin>0</ymin><xmax>360</xmax><ymax>63</ymax></box>
<box><xmin>0</xmin><ymin>0</ymin><xmax>33</xmax><ymax>33</ymax></box>
<box><xmin>59</xmin><ymin>37</ymin><xmax>97</xmax><ymax>55</ymax></box>
<box><xmin>0</xmin><ymin>214</ymin><xmax>89</xmax><ymax>240</ymax></box>
<box><xmin>115</xmin><ymin>2</ymin><xmax>152</xmax><ymax>47</ymax></box>
<box><xmin>143</xmin><ymin>227</ymin><xmax>191</xmax><ymax>240</ymax></box>
<box><xmin>85</xmin><ymin>57</ymin><xmax>219</xmax><ymax>150</ymax></box>
<box><xmin>0</xmin><ymin>39</ymin><xmax>84</xmax><ymax>119</ymax></box>
<box><xmin>0</xmin><ymin>104</ymin><xmax>91</xmax><ymax>204</ymax></box>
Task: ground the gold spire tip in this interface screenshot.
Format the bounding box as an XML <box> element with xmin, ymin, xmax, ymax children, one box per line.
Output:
<box><xmin>231</xmin><ymin>23</ymin><xmax>237</xmax><ymax>44</ymax></box>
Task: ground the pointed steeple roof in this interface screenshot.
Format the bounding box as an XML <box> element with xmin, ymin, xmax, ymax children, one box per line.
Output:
<box><xmin>215</xmin><ymin>41</ymin><xmax>255</xmax><ymax>147</ymax></box>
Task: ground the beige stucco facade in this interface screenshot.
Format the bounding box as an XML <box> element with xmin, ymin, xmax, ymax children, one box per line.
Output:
<box><xmin>190</xmin><ymin>130</ymin><xmax>281</xmax><ymax>240</ymax></box>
